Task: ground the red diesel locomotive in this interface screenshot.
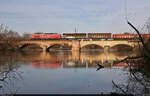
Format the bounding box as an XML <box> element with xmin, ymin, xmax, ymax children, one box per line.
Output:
<box><xmin>30</xmin><ymin>33</ymin><xmax>61</xmax><ymax>40</ymax></box>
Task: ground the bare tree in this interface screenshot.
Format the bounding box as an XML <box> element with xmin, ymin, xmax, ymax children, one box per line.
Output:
<box><xmin>0</xmin><ymin>24</ymin><xmax>21</xmax><ymax>50</ymax></box>
<box><xmin>22</xmin><ymin>32</ymin><xmax>30</xmax><ymax>40</ymax></box>
<box><xmin>127</xmin><ymin>21</ymin><xmax>150</xmax><ymax>58</ymax></box>
<box><xmin>0</xmin><ymin>52</ymin><xmax>23</xmax><ymax>94</ymax></box>
<box><xmin>112</xmin><ymin>58</ymin><xmax>150</xmax><ymax>95</ymax></box>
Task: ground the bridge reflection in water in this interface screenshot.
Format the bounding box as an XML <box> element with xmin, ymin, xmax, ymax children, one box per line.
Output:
<box><xmin>17</xmin><ymin>51</ymin><xmax>137</xmax><ymax>68</ymax></box>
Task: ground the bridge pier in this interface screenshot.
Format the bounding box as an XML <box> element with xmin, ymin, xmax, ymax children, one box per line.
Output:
<box><xmin>72</xmin><ymin>40</ymin><xmax>80</xmax><ymax>51</ymax></box>
<box><xmin>71</xmin><ymin>40</ymin><xmax>80</xmax><ymax>61</ymax></box>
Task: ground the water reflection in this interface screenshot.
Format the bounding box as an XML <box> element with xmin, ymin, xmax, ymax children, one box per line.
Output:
<box><xmin>31</xmin><ymin>61</ymin><xmax>61</xmax><ymax>68</ymax></box>
<box><xmin>17</xmin><ymin>51</ymin><xmax>136</xmax><ymax>69</ymax></box>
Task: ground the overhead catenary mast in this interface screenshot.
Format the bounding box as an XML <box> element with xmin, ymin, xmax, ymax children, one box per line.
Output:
<box><xmin>75</xmin><ymin>27</ymin><xmax>78</xmax><ymax>33</ymax></box>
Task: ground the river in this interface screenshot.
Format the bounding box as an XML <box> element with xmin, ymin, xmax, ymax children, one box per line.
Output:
<box><xmin>0</xmin><ymin>51</ymin><xmax>149</xmax><ymax>95</ymax></box>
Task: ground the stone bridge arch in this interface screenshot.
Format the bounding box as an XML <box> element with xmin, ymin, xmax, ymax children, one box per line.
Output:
<box><xmin>17</xmin><ymin>41</ymin><xmax>46</xmax><ymax>51</ymax></box>
<box><xmin>107</xmin><ymin>41</ymin><xmax>136</xmax><ymax>48</ymax></box>
<box><xmin>81</xmin><ymin>44</ymin><xmax>104</xmax><ymax>50</ymax></box>
<box><xmin>18</xmin><ymin>43</ymin><xmax>43</xmax><ymax>51</ymax></box>
<box><xmin>110</xmin><ymin>44</ymin><xmax>133</xmax><ymax>51</ymax></box>
<box><xmin>17</xmin><ymin>40</ymin><xmax>74</xmax><ymax>52</ymax></box>
<box><xmin>47</xmin><ymin>43</ymin><xmax>72</xmax><ymax>51</ymax></box>
<box><xmin>80</xmin><ymin>40</ymin><xmax>139</xmax><ymax>52</ymax></box>
<box><xmin>80</xmin><ymin>41</ymin><xmax>105</xmax><ymax>49</ymax></box>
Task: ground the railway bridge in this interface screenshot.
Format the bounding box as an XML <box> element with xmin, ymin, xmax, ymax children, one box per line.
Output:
<box><xmin>17</xmin><ymin>40</ymin><xmax>141</xmax><ymax>52</ymax></box>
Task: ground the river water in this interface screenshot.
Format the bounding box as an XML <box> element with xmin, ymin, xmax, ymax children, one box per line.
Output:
<box><xmin>0</xmin><ymin>51</ymin><xmax>149</xmax><ymax>95</ymax></box>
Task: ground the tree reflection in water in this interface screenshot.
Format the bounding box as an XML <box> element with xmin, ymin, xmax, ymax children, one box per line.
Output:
<box><xmin>0</xmin><ymin>52</ymin><xmax>22</xmax><ymax>94</ymax></box>
<box><xmin>112</xmin><ymin>57</ymin><xmax>150</xmax><ymax>96</ymax></box>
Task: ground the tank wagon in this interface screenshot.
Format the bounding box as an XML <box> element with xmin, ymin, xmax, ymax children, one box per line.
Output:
<box><xmin>62</xmin><ymin>33</ymin><xmax>86</xmax><ymax>40</ymax></box>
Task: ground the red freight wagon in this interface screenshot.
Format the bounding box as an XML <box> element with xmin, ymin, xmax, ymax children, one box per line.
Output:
<box><xmin>141</xmin><ymin>34</ymin><xmax>150</xmax><ymax>38</ymax></box>
<box><xmin>113</xmin><ymin>34</ymin><xmax>138</xmax><ymax>39</ymax></box>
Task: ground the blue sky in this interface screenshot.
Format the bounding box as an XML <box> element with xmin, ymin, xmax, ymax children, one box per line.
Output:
<box><xmin>0</xmin><ymin>0</ymin><xmax>150</xmax><ymax>34</ymax></box>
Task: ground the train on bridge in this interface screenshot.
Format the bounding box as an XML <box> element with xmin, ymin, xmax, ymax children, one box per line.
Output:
<box><xmin>30</xmin><ymin>32</ymin><xmax>150</xmax><ymax>40</ymax></box>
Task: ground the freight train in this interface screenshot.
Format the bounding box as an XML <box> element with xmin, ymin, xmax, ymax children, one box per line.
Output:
<box><xmin>30</xmin><ymin>32</ymin><xmax>150</xmax><ymax>40</ymax></box>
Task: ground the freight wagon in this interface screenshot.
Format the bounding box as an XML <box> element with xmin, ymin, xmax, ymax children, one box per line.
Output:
<box><xmin>62</xmin><ymin>33</ymin><xmax>86</xmax><ymax>40</ymax></box>
<box><xmin>112</xmin><ymin>34</ymin><xmax>138</xmax><ymax>40</ymax></box>
<box><xmin>141</xmin><ymin>34</ymin><xmax>150</xmax><ymax>39</ymax></box>
<box><xmin>88</xmin><ymin>33</ymin><xmax>111</xmax><ymax>39</ymax></box>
